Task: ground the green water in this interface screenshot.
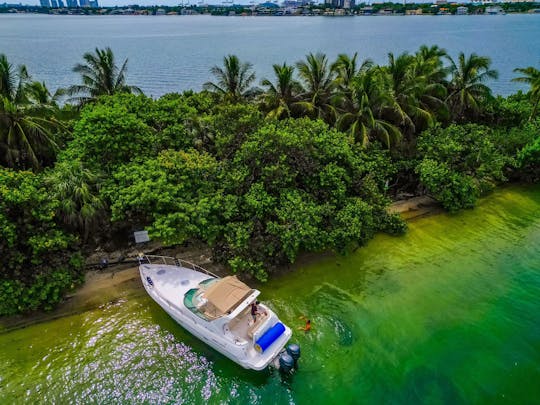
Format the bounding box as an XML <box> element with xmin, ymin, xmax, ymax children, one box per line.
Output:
<box><xmin>1</xmin><ymin>186</ymin><xmax>539</xmax><ymax>404</ymax></box>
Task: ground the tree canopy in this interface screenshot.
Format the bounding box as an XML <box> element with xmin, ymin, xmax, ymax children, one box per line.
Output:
<box><xmin>1</xmin><ymin>45</ymin><xmax>539</xmax><ymax>314</ymax></box>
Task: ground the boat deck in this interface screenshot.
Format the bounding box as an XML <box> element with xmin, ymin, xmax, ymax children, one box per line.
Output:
<box><xmin>228</xmin><ymin>305</ymin><xmax>269</xmax><ymax>342</ymax></box>
<box><xmin>140</xmin><ymin>264</ymin><xmax>211</xmax><ymax>309</ymax></box>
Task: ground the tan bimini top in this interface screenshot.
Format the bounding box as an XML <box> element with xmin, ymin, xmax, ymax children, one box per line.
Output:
<box><xmin>202</xmin><ymin>276</ymin><xmax>254</xmax><ymax>318</ymax></box>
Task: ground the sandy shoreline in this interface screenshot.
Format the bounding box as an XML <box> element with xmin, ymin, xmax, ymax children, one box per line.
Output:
<box><xmin>0</xmin><ymin>196</ymin><xmax>439</xmax><ymax>333</ymax></box>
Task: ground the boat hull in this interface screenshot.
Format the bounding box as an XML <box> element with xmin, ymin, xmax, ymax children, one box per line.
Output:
<box><xmin>139</xmin><ymin>262</ymin><xmax>291</xmax><ymax>370</ymax></box>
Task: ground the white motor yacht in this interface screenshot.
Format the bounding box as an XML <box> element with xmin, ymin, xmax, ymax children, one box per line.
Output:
<box><xmin>139</xmin><ymin>255</ymin><xmax>299</xmax><ymax>371</ymax></box>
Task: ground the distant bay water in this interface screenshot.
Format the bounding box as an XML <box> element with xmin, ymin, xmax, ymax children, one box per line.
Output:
<box><xmin>1</xmin><ymin>13</ymin><xmax>539</xmax><ymax>97</ymax></box>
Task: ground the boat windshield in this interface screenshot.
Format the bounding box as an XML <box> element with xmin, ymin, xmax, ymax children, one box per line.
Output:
<box><xmin>199</xmin><ymin>278</ymin><xmax>219</xmax><ymax>288</ymax></box>
<box><xmin>184</xmin><ymin>288</ymin><xmax>211</xmax><ymax>320</ymax></box>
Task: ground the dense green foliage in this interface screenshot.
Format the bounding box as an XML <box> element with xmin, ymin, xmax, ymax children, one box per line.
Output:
<box><xmin>0</xmin><ymin>168</ymin><xmax>83</xmax><ymax>315</ymax></box>
<box><xmin>417</xmin><ymin>124</ymin><xmax>506</xmax><ymax>211</ymax></box>
<box><xmin>416</xmin><ymin>117</ymin><xmax>539</xmax><ymax>211</ymax></box>
<box><xmin>512</xmin><ymin>66</ymin><xmax>540</xmax><ymax>121</ymax></box>
<box><xmin>66</xmin><ymin>103</ymin><xmax>155</xmax><ymax>170</ymax></box>
<box><xmin>98</xmin><ymin>106</ymin><xmax>402</xmax><ymax>280</ymax></box>
<box><xmin>1</xmin><ymin>46</ymin><xmax>539</xmax><ymax>314</ymax></box>
<box><xmin>516</xmin><ymin>122</ymin><xmax>540</xmax><ymax>182</ymax></box>
<box><xmin>216</xmin><ymin>119</ymin><xmax>402</xmax><ymax>279</ymax></box>
<box><xmin>105</xmin><ymin>149</ymin><xmax>222</xmax><ymax>245</ymax></box>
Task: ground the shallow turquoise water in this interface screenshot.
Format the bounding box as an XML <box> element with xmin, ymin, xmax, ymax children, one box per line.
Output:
<box><xmin>1</xmin><ymin>185</ymin><xmax>539</xmax><ymax>404</ymax></box>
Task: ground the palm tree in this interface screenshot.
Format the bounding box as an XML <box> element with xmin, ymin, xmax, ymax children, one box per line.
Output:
<box><xmin>383</xmin><ymin>51</ymin><xmax>449</xmax><ymax>136</ymax></box>
<box><xmin>415</xmin><ymin>45</ymin><xmax>448</xmax><ymax>84</ymax></box>
<box><xmin>337</xmin><ymin>69</ymin><xmax>402</xmax><ymax>148</ymax></box>
<box><xmin>0</xmin><ymin>54</ymin><xmax>59</xmax><ymax>170</ymax></box>
<box><xmin>332</xmin><ymin>53</ymin><xmax>372</xmax><ymax>91</ymax></box>
<box><xmin>446</xmin><ymin>52</ymin><xmax>498</xmax><ymax>120</ymax></box>
<box><xmin>414</xmin><ymin>45</ymin><xmax>449</xmax><ymax>121</ymax></box>
<box><xmin>296</xmin><ymin>52</ymin><xmax>337</xmax><ymax>123</ymax></box>
<box><xmin>384</xmin><ymin>52</ymin><xmax>420</xmax><ymax>131</ymax></box>
<box><xmin>512</xmin><ymin>65</ymin><xmax>540</xmax><ymax>121</ymax></box>
<box><xmin>331</xmin><ymin>53</ymin><xmax>373</xmax><ymax>113</ymax></box>
<box><xmin>45</xmin><ymin>159</ymin><xmax>104</xmax><ymax>241</ymax></box>
<box><xmin>0</xmin><ymin>54</ymin><xmax>28</xmax><ymax>102</ymax></box>
<box><xmin>260</xmin><ymin>63</ymin><xmax>303</xmax><ymax>119</ymax></box>
<box><xmin>203</xmin><ymin>55</ymin><xmax>258</xmax><ymax>102</ymax></box>
<box><xmin>26</xmin><ymin>81</ymin><xmax>55</xmax><ymax>104</ymax></box>
<box><xmin>65</xmin><ymin>47</ymin><xmax>141</xmax><ymax>106</ymax></box>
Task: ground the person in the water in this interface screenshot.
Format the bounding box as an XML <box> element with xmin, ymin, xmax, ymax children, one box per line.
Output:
<box><xmin>298</xmin><ymin>316</ymin><xmax>311</xmax><ymax>332</ymax></box>
<box><xmin>302</xmin><ymin>320</ymin><xmax>311</xmax><ymax>332</ymax></box>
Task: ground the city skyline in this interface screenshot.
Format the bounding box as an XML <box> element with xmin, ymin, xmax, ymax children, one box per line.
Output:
<box><xmin>22</xmin><ymin>0</ymin><xmax>455</xmax><ymax>8</ymax></box>
<box><xmin>39</xmin><ymin>0</ymin><xmax>98</xmax><ymax>6</ymax></box>
<box><xmin>28</xmin><ymin>0</ymin><xmax>289</xmax><ymax>6</ymax></box>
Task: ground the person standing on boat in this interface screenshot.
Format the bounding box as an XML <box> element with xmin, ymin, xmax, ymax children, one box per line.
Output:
<box><xmin>251</xmin><ymin>301</ymin><xmax>259</xmax><ymax>322</ymax></box>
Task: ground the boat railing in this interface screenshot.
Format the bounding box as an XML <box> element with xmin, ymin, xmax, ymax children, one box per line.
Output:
<box><xmin>142</xmin><ymin>254</ymin><xmax>219</xmax><ymax>279</ymax></box>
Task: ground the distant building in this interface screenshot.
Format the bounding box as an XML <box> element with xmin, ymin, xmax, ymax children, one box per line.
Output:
<box><xmin>78</xmin><ymin>0</ymin><xmax>89</xmax><ymax>7</ymax></box>
<box><xmin>50</xmin><ymin>0</ymin><xmax>57</xmax><ymax>7</ymax></box>
<box><xmin>66</xmin><ymin>0</ymin><xmax>77</xmax><ymax>6</ymax></box>
<box><xmin>456</xmin><ymin>5</ymin><xmax>467</xmax><ymax>14</ymax></box>
<box><xmin>39</xmin><ymin>0</ymin><xmax>50</xmax><ymax>7</ymax></box>
<box><xmin>57</xmin><ymin>0</ymin><xmax>64</xmax><ymax>6</ymax></box>
<box><xmin>325</xmin><ymin>0</ymin><xmax>354</xmax><ymax>8</ymax></box>
<box><xmin>486</xmin><ymin>5</ymin><xmax>503</xmax><ymax>13</ymax></box>
<box><xmin>282</xmin><ymin>0</ymin><xmax>309</xmax><ymax>7</ymax></box>
<box><xmin>359</xmin><ymin>6</ymin><xmax>373</xmax><ymax>14</ymax></box>
<box><xmin>89</xmin><ymin>0</ymin><xmax>98</xmax><ymax>7</ymax></box>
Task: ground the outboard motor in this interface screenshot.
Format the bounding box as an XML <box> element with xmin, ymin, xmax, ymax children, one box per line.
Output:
<box><xmin>278</xmin><ymin>343</ymin><xmax>301</xmax><ymax>374</ymax></box>
<box><xmin>286</xmin><ymin>343</ymin><xmax>301</xmax><ymax>367</ymax></box>
<box><xmin>278</xmin><ymin>352</ymin><xmax>295</xmax><ymax>374</ymax></box>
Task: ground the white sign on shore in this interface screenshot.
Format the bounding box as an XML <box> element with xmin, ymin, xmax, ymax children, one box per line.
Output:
<box><xmin>134</xmin><ymin>230</ymin><xmax>150</xmax><ymax>244</ymax></box>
